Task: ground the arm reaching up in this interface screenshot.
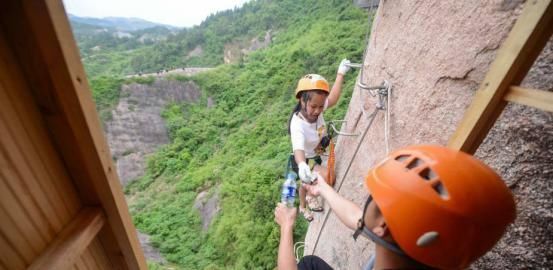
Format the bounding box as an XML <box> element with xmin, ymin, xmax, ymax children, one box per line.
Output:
<box><xmin>275</xmin><ymin>203</ymin><xmax>298</xmax><ymax>270</ymax></box>
<box><xmin>326</xmin><ymin>59</ymin><xmax>351</xmax><ymax>108</ymax></box>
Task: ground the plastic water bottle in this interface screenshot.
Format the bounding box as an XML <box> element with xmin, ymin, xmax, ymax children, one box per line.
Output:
<box><xmin>281</xmin><ymin>171</ymin><xmax>297</xmax><ymax>208</ymax></box>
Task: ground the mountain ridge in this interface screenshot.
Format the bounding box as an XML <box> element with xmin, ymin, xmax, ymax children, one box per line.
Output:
<box><xmin>68</xmin><ymin>13</ymin><xmax>179</xmax><ymax>31</ymax></box>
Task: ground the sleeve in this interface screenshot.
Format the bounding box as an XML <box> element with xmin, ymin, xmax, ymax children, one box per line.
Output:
<box><xmin>290</xmin><ymin>118</ymin><xmax>305</xmax><ymax>152</ymax></box>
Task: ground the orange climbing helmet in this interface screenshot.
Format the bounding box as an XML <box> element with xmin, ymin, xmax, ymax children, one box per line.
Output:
<box><xmin>295</xmin><ymin>74</ymin><xmax>329</xmax><ymax>98</ymax></box>
<box><xmin>364</xmin><ymin>145</ymin><xmax>516</xmax><ymax>269</ymax></box>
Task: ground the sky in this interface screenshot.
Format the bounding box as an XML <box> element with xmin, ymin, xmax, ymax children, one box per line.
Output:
<box><xmin>63</xmin><ymin>0</ymin><xmax>251</xmax><ymax>27</ymax></box>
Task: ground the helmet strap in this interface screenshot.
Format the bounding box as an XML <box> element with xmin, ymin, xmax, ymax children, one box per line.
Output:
<box><xmin>354</xmin><ymin>225</ymin><xmax>406</xmax><ymax>256</ymax></box>
<box><xmin>354</xmin><ymin>196</ymin><xmax>407</xmax><ymax>257</ymax></box>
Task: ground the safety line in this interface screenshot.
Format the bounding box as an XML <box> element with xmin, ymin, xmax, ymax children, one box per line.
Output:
<box><xmin>311</xmin><ymin>106</ymin><xmax>380</xmax><ymax>255</ymax></box>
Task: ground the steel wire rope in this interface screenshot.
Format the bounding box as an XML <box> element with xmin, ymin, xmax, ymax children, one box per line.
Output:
<box><xmin>356</xmin><ymin>7</ymin><xmax>374</xmax><ymax>90</ymax></box>
<box><xmin>311</xmin><ymin>106</ymin><xmax>380</xmax><ymax>255</ymax></box>
<box><xmin>384</xmin><ymin>81</ymin><xmax>391</xmax><ymax>154</ymax></box>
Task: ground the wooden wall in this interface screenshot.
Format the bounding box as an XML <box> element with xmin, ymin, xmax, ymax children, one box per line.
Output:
<box><xmin>0</xmin><ymin>0</ymin><xmax>146</xmax><ymax>269</ymax></box>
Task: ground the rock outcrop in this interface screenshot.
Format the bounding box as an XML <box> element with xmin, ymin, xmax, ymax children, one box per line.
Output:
<box><xmin>304</xmin><ymin>1</ymin><xmax>552</xmax><ymax>269</ymax></box>
<box><xmin>224</xmin><ymin>30</ymin><xmax>272</xmax><ymax>64</ymax></box>
<box><xmin>193</xmin><ymin>186</ymin><xmax>221</xmax><ymax>231</ymax></box>
<box><xmin>106</xmin><ymin>78</ymin><xmax>201</xmax><ymax>185</ymax></box>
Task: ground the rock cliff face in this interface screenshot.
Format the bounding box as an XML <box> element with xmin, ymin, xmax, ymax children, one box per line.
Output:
<box><xmin>305</xmin><ymin>1</ymin><xmax>552</xmax><ymax>269</ymax></box>
<box><xmin>105</xmin><ymin>78</ymin><xmax>201</xmax><ymax>185</ymax></box>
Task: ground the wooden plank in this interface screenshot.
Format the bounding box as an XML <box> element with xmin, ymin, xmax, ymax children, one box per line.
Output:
<box><xmin>81</xmin><ymin>247</ymin><xmax>102</xmax><ymax>270</ymax></box>
<box><xmin>28</xmin><ymin>207</ymin><xmax>105</xmax><ymax>270</ymax></box>
<box><xmin>0</xmin><ymin>232</ymin><xmax>26</xmax><ymax>270</ymax></box>
<box><xmin>0</xmin><ymin>31</ymin><xmax>69</xmax><ymax>233</ymax></box>
<box><xmin>0</xmin><ymin>206</ymin><xmax>37</xmax><ymax>263</ymax></box>
<box><xmin>448</xmin><ymin>0</ymin><xmax>553</xmax><ymax>154</ymax></box>
<box><xmin>97</xmin><ymin>226</ymin><xmax>128</xmax><ymax>270</ymax></box>
<box><xmin>504</xmin><ymin>86</ymin><xmax>553</xmax><ymax>112</ymax></box>
<box><xmin>0</xmin><ymin>144</ymin><xmax>54</xmax><ymax>245</ymax></box>
<box><xmin>74</xmin><ymin>257</ymin><xmax>88</xmax><ymax>270</ymax></box>
<box><xmin>0</xmin><ymin>1</ymin><xmax>146</xmax><ymax>269</ymax></box>
<box><xmin>3</xmin><ymin>25</ymin><xmax>83</xmax><ymax>216</ymax></box>
<box><xmin>0</xmin><ymin>173</ymin><xmax>48</xmax><ymax>254</ymax></box>
<box><xmin>89</xmin><ymin>239</ymin><xmax>114</xmax><ymax>269</ymax></box>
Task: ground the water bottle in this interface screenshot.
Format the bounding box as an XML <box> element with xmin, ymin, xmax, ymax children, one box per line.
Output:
<box><xmin>281</xmin><ymin>171</ymin><xmax>297</xmax><ymax>208</ymax></box>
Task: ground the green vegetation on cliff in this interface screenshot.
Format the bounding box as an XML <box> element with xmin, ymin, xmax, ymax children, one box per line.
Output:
<box><xmin>83</xmin><ymin>0</ymin><xmax>371</xmax><ymax>268</ymax></box>
<box><xmin>80</xmin><ymin>0</ymin><xmax>368</xmax><ymax>78</ymax></box>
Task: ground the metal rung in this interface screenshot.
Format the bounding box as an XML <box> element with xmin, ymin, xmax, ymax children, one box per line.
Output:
<box><xmin>358</xmin><ymin>82</ymin><xmax>386</xmax><ymax>90</ymax></box>
<box><xmin>329</xmin><ymin>120</ymin><xmax>360</xmax><ymax>136</ymax></box>
<box><xmin>345</xmin><ymin>63</ymin><xmax>363</xmax><ymax>68</ymax></box>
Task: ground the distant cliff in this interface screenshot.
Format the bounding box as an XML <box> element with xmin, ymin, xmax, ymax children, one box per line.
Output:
<box><xmin>105</xmin><ymin>78</ymin><xmax>201</xmax><ymax>185</ymax></box>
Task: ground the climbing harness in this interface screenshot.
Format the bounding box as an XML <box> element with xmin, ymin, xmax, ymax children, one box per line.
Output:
<box><xmin>326</xmin><ymin>139</ymin><xmax>336</xmax><ymax>187</ymax></box>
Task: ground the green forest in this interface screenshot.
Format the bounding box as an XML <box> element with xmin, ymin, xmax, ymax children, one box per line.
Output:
<box><xmin>79</xmin><ymin>1</ymin><xmax>371</xmax><ymax>269</ymax></box>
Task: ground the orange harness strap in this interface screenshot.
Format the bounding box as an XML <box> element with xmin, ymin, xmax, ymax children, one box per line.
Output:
<box><xmin>326</xmin><ymin>140</ymin><xmax>335</xmax><ymax>187</ymax></box>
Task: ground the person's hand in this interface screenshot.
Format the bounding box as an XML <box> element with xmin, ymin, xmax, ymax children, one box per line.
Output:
<box><xmin>337</xmin><ymin>59</ymin><xmax>351</xmax><ymax>75</ymax></box>
<box><xmin>274</xmin><ymin>202</ymin><xmax>297</xmax><ymax>229</ymax></box>
<box><xmin>298</xmin><ymin>162</ymin><xmax>314</xmax><ymax>183</ymax></box>
<box><xmin>303</xmin><ymin>173</ymin><xmax>329</xmax><ymax>197</ymax></box>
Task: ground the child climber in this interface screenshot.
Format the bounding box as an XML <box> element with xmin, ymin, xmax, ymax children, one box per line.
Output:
<box><xmin>288</xmin><ymin>59</ymin><xmax>351</xmax><ymax>221</ymax></box>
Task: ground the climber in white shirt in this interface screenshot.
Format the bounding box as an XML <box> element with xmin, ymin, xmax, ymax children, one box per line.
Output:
<box><xmin>287</xmin><ymin>59</ymin><xmax>351</xmax><ymax>221</ymax></box>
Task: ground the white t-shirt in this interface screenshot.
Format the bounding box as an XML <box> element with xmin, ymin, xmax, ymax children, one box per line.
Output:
<box><xmin>290</xmin><ymin>101</ymin><xmax>328</xmax><ymax>158</ymax></box>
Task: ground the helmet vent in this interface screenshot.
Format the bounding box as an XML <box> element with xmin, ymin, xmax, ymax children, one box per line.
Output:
<box><xmin>416</xmin><ymin>231</ymin><xmax>439</xmax><ymax>247</ymax></box>
<box><xmin>432</xmin><ymin>181</ymin><xmax>449</xmax><ymax>199</ymax></box>
<box><xmin>395</xmin><ymin>154</ymin><xmax>410</xmax><ymax>162</ymax></box>
<box><xmin>419</xmin><ymin>168</ymin><xmax>436</xmax><ymax>181</ymax></box>
<box><xmin>395</xmin><ymin>155</ymin><xmax>410</xmax><ymax>162</ymax></box>
<box><xmin>406</xmin><ymin>158</ymin><xmax>424</xmax><ymax>169</ymax></box>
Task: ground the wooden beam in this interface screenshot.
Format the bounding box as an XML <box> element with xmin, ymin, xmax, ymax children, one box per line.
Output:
<box><xmin>28</xmin><ymin>207</ymin><xmax>105</xmax><ymax>270</ymax></box>
<box><xmin>448</xmin><ymin>0</ymin><xmax>553</xmax><ymax>154</ymax></box>
<box><xmin>504</xmin><ymin>86</ymin><xmax>553</xmax><ymax>112</ymax></box>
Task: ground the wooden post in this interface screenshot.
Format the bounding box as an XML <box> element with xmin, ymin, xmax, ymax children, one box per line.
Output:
<box><xmin>504</xmin><ymin>86</ymin><xmax>553</xmax><ymax>112</ymax></box>
<box><xmin>448</xmin><ymin>0</ymin><xmax>553</xmax><ymax>154</ymax></box>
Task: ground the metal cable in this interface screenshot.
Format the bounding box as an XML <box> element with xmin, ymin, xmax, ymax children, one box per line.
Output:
<box><xmin>329</xmin><ymin>120</ymin><xmax>360</xmax><ymax>137</ymax></box>
<box><xmin>356</xmin><ymin>10</ymin><xmax>374</xmax><ymax>90</ymax></box>
<box><xmin>384</xmin><ymin>80</ymin><xmax>391</xmax><ymax>154</ymax></box>
<box><xmin>311</xmin><ymin>107</ymin><xmax>380</xmax><ymax>255</ymax></box>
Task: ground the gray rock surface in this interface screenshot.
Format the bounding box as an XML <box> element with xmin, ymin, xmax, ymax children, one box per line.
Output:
<box><xmin>193</xmin><ymin>186</ymin><xmax>221</xmax><ymax>231</ymax></box>
<box><xmin>106</xmin><ymin>78</ymin><xmax>201</xmax><ymax>185</ymax></box>
<box><xmin>137</xmin><ymin>231</ymin><xmax>166</xmax><ymax>264</ymax></box>
<box><xmin>224</xmin><ymin>30</ymin><xmax>272</xmax><ymax>64</ymax></box>
<box><xmin>304</xmin><ymin>1</ymin><xmax>552</xmax><ymax>269</ymax></box>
